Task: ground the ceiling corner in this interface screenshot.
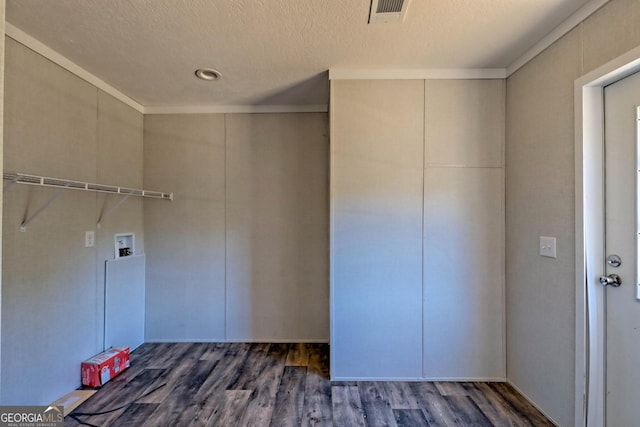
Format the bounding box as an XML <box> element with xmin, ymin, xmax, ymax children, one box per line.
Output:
<box><xmin>5</xmin><ymin>22</ymin><xmax>145</xmax><ymax>113</ymax></box>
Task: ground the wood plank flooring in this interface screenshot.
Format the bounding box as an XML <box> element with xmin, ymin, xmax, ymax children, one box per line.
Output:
<box><xmin>66</xmin><ymin>343</ymin><xmax>553</xmax><ymax>426</ymax></box>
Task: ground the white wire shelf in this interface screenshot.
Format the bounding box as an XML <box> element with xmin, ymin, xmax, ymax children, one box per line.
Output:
<box><xmin>3</xmin><ymin>172</ymin><xmax>173</xmax><ymax>200</ymax></box>
<box><xmin>3</xmin><ymin>172</ymin><xmax>173</xmax><ymax>231</ymax></box>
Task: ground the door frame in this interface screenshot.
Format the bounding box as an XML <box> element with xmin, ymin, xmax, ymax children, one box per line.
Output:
<box><xmin>575</xmin><ymin>45</ymin><xmax>640</xmax><ymax>427</ymax></box>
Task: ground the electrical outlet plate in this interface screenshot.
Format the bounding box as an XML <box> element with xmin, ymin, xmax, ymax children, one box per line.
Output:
<box><xmin>540</xmin><ymin>236</ymin><xmax>556</xmax><ymax>258</ymax></box>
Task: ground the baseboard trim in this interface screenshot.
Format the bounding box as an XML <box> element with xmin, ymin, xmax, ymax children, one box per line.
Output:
<box><xmin>507</xmin><ymin>380</ymin><xmax>561</xmax><ymax>427</ymax></box>
<box><xmin>143</xmin><ymin>338</ymin><xmax>329</xmax><ymax>344</ymax></box>
<box><xmin>332</xmin><ymin>376</ymin><xmax>425</xmax><ymax>382</ymax></box>
<box><xmin>423</xmin><ymin>376</ymin><xmax>506</xmax><ymax>382</ymax></box>
<box><xmin>330</xmin><ymin>376</ymin><xmax>506</xmax><ymax>382</ymax></box>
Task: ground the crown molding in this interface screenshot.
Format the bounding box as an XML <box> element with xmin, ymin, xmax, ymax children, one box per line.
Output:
<box><xmin>329</xmin><ymin>68</ymin><xmax>506</xmax><ymax>80</ymax></box>
<box><xmin>144</xmin><ymin>104</ymin><xmax>328</xmax><ymax>114</ymax></box>
<box><xmin>6</xmin><ymin>0</ymin><xmax>611</xmax><ymax>109</ymax></box>
<box><xmin>507</xmin><ymin>0</ymin><xmax>611</xmax><ymax>76</ymax></box>
<box><xmin>5</xmin><ymin>23</ymin><xmax>145</xmax><ymax>113</ymax></box>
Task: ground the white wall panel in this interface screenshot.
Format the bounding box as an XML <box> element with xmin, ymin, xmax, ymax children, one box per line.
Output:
<box><xmin>331</xmin><ymin>80</ymin><xmax>424</xmax><ymax>379</ymax></box>
<box><xmin>506</xmin><ymin>28</ymin><xmax>581</xmax><ymax>426</ymax></box>
<box><xmin>425</xmin><ymin>80</ymin><xmax>504</xmax><ymax>167</ymax></box>
<box><xmin>423</xmin><ymin>167</ymin><xmax>504</xmax><ymax>379</ymax></box>
<box><xmin>331</xmin><ymin>78</ymin><xmax>505</xmax><ymax>381</ymax></box>
<box><xmin>225</xmin><ymin>113</ymin><xmax>329</xmax><ymax>341</ymax></box>
<box><xmin>144</xmin><ymin>114</ymin><xmax>226</xmax><ymax>341</ymax></box>
<box><xmin>105</xmin><ymin>255</ymin><xmax>145</xmax><ymax>350</ymax></box>
<box><xmin>96</xmin><ymin>91</ymin><xmax>144</xmax><ymax>349</ymax></box>
<box><xmin>144</xmin><ymin>112</ymin><xmax>329</xmax><ymax>342</ymax></box>
<box><xmin>2</xmin><ymin>38</ymin><xmax>98</xmax><ymax>405</ymax></box>
<box><xmin>505</xmin><ymin>2</ymin><xmax>640</xmax><ymax>423</ymax></box>
<box><xmin>2</xmin><ymin>37</ymin><xmax>144</xmax><ymax>405</ymax></box>
<box><xmin>582</xmin><ymin>0</ymin><xmax>640</xmax><ymax>73</ymax></box>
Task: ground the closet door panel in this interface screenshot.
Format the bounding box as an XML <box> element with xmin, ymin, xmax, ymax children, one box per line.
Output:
<box><xmin>423</xmin><ymin>167</ymin><xmax>505</xmax><ymax>379</ymax></box>
<box><xmin>425</xmin><ymin>79</ymin><xmax>504</xmax><ymax>167</ymax></box>
<box><xmin>331</xmin><ymin>80</ymin><xmax>424</xmax><ymax>379</ymax></box>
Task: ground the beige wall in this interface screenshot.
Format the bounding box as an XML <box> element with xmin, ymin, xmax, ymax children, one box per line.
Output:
<box><xmin>331</xmin><ymin>79</ymin><xmax>425</xmax><ymax>379</ymax></box>
<box><xmin>0</xmin><ymin>0</ymin><xmax>5</xmax><ymax>405</ymax></box>
<box><xmin>225</xmin><ymin>113</ymin><xmax>329</xmax><ymax>341</ymax></box>
<box><xmin>3</xmin><ymin>0</ymin><xmax>635</xmax><ymax>414</ymax></box>
<box><xmin>1</xmin><ymin>37</ymin><xmax>328</xmax><ymax>405</ymax></box>
<box><xmin>144</xmin><ymin>113</ymin><xmax>329</xmax><ymax>342</ymax></box>
<box><xmin>506</xmin><ymin>0</ymin><xmax>640</xmax><ymax>425</ymax></box>
<box><xmin>144</xmin><ymin>114</ymin><xmax>227</xmax><ymax>341</ymax></box>
<box><xmin>331</xmin><ymin>79</ymin><xmax>505</xmax><ymax>380</ymax></box>
<box><xmin>1</xmin><ymin>37</ymin><xmax>144</xmax><ymax>405</ymax></box>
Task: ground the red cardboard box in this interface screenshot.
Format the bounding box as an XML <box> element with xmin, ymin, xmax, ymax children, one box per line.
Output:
<box><xmin>81</xmin><ymin>347</ymin><xmax>130</xmax><ymax>387</ymax></box>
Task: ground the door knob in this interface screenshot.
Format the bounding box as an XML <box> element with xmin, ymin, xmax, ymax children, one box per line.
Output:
<box><xmin>599</xmin><ymin>274</ymin><xmax>622</xmax><ymax>287</ymax></box>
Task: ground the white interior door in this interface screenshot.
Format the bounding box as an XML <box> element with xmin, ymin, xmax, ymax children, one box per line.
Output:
<box><xmin>602</xmin><ymin>70</ymin><xmax>640</xmax><ymax>426</ymax></box>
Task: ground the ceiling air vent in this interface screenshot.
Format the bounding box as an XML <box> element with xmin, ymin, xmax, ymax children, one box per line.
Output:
<box><xmin>369</xmin><ymin>0</ymin><xmax>411</xmax><ymax>24</ymax></box>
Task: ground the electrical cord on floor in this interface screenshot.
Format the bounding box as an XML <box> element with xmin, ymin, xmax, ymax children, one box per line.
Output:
<box><xmin>68</xmin><ymin>383</ymin><xmax>166</xmax><ymax>427</ymax></box>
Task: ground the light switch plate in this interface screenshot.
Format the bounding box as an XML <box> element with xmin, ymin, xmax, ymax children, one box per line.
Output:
<box><xmin>85</xmin><ymin>231</ymin><xmax>95</xmax><ymax>248</ymax></box>
<box><xmin>540</xmin><ymin>236</ymin><xmax>556</xmax><ymax>258</ymax></box>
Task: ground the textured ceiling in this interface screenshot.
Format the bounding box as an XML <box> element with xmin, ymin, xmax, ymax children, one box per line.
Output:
<box><xmin>6</xmin><ymin>0</ymin><xmax>594</xmax><ymax>108</ymax></box>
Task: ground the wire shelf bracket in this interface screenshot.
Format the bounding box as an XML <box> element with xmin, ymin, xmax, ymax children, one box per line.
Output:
<box><xmin>3</xmin><ymin>172</ymin><xmax>173</xmax><ymax>231</ymax></box>
<box><xmin>97</xmin><ymin>191</ymin><xmax>133</xmax><ymax>229</ymax></box>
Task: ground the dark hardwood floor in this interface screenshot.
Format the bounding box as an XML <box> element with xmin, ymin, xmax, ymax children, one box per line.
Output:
<box><xmin>66</xmin><ymin>343</ymin><xmax>554</xmax><ymax>426</ymax></box>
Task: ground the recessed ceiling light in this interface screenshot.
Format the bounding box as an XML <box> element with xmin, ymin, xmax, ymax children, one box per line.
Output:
<box><xmin>195</xmin><ymin>68</ymin><xmax>222</xmax><ymax>81</ymax></box>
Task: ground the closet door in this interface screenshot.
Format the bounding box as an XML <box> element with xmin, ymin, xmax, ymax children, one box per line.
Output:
<box><xmin>331</xmin><ymin>80</ymin><xmax>424</xmax><ymax>379</ymax></box>
<box><xmin>423</xmin><ymin>80</ymin><xmax>505</xmax><ymax>379</ymax></box>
